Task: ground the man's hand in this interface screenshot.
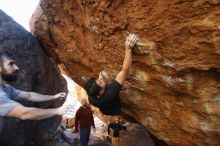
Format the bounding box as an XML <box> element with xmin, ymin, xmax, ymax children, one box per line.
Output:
<box><xmin>125</xmin><ymin>33</ymin><xmax>138</xmax><ymax>50</ymax></box>
<box><xmin>92</xmin><ymin>127</ymin><xmax>96</xmax><ymax>133</ymax></box>
<box><xmin>54</xmin><ymin>92</ymin><xmax>67</xmax><ymax>100</ymax></box>
<box><xmin>57</xmin><ymin>104</ymin><xmax>71</xmax><ymax>115</ymax></box>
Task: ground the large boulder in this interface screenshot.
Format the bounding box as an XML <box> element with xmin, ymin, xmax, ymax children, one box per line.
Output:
<box><xmin>30</xmin><ymin>0</ymin><xmax>220</xmax><ymax>146</ymax></box>
<box><xmin>0</xmin><ymin>10</ymin><xmax>67</xmax><ymax>146</ymax></box>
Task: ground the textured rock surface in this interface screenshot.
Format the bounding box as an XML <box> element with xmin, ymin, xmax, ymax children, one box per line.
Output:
<box><xmin>0</xmin><ymin>10</ymin><xmax>67</xmax><ymax>146</ymax></box>
<box><xmin>31</xmin><ymin>0</ymin><xmax>220</xmax><ymax>146</ymax></box>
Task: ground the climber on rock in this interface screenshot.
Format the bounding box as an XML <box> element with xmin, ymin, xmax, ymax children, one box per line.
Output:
<box><xmin>84</xmin><ymin>33</ymin><xmax>138</xmax><ymax>116</ymax></box>
<box><xmin>0</xmin><ymin>51</ymin><xmax>69</xmax><ymax>120</ymax></box>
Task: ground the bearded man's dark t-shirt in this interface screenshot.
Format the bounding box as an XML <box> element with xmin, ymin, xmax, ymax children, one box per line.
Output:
<box><xmin>88</xmin><ymin>80</ymin><xmax>122</xmax><ymax>115</ymax></box>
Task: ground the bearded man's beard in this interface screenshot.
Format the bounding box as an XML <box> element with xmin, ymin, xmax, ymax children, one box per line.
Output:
<box><xmin>1</xmin><ymin>68</ymin><xmax>18</xmax><ymax>82</ymax></box>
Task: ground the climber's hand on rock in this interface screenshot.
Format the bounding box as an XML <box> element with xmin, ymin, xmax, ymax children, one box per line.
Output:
<box><xmin>125</xmin><ymin>33</ymin><xmax>138</xmax><ymax>50</ymax></box>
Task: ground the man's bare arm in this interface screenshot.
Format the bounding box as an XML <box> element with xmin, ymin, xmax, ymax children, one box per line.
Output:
<box><xmin>116</xmin><ymin>34</ymin><xmax>138</xmax><ymax>85</ymax></box>
<box><xmin>6</xmin><ymin>104</ymin><xmax>68</xmax><ymax>120</ymax></box>
<box><xmin>15</xmin><ymin>91</ymin><xmax>66</xmax><ymax>102</ymax></box>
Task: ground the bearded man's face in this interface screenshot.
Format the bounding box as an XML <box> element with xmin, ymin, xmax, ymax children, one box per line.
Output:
<box><xmin>1</xmin><ymin>58</ymin><xmax>19</xmax><ymax>82</ymax></box>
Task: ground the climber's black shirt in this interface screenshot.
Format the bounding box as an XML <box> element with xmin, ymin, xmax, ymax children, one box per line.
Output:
<box><xmin>88</xmin><ymin>80</ymin><xmax>122</xmax><ymax>115</ymax></box>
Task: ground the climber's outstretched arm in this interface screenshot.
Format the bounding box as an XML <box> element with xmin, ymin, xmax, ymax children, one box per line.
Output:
<box><xmin>116</xmin><ymin>34</ymin><xmax>138</xmax><ymax>85</ymax></box>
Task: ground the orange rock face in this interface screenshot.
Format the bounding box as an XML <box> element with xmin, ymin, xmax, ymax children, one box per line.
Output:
<box><xmin>30</xmin><ymin>0</ymin><xmax>220</xmax><ymax>146</ymax></box>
